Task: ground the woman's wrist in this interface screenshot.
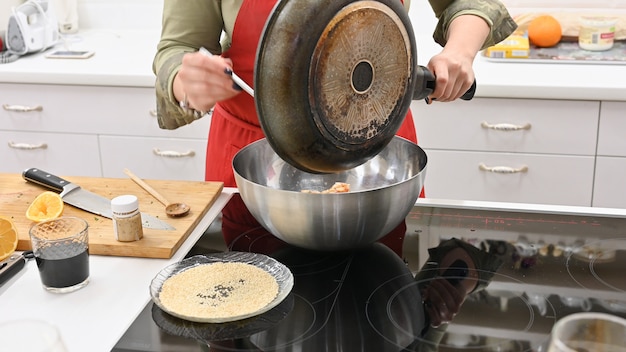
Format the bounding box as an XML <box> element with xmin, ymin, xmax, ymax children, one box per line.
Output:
<box><xmin>173</xmin><ymin>72</ymin><xmax>208</xmax><ymax>118</ymax></box>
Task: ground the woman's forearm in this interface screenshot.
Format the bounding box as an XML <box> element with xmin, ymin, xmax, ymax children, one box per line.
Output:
<box><xmin>443</xmin><ymin>15</ymin><xmax>491</xmax><ymax>59</ymax></box>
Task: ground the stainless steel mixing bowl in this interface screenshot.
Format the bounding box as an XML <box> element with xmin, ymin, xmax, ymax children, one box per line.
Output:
<box><xmin>232</xmin><ymin>136</ymin><xmax>427</xmax><ymax>251</ymax></box>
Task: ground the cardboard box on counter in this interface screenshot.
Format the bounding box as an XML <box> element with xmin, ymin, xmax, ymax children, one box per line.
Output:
<box><xmin>484</xmin><ymin>33</ymin><xmax>530</xmax><ymax>59</ymax></box>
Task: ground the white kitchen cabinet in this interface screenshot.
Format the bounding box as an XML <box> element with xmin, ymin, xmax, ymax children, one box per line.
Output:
<box><xmin>100</xmin><ymin>136</ymin><xmax>207</xmax><ymax>181</ymax></box>
<box><xmin>0</xmin><ymin>131</ymin><xmax>102</xmax><ymax>176</ymax></box>
<box><xmin>422</xmin><ymin>149</ymin><xmax>595</xmax><ymax>206</ymax></box>
<box><xmin>593</xmin><ymin>102</ymin><xmax>626</xmax><ymax>208</ymax></box>
<box><xmin>597</xmin><ymin>101</ymin><xmax>626</xmax><ymax>157</ymax></box>
<box><xmin>411</xmin><ymin>97</ymin><xmax>599</xmax><ymax>206</ymax></box>
<box><xmin>1</xmin><ymin>83</ymin><xmax>211</xmax><ymax>180</ymax></box>
<box><xmin>593</xmin><ymin>157</ymin><xmax>626</xmax><ymax>208</ymax></box>
<box><xmin>412</xmin><ymin>98</ymin><xmax>599</xmax><ymax>155</ymax></box>
<box><xmin>0</xmin><ymin>83</ymin><xmax>209</xmax><ymax>139</ymax></box>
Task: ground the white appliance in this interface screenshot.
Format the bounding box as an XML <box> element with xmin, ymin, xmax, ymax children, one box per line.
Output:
<box><xmin>6</xmin><ymin>0</ymin><xmax>58</xmax><ymax>55</ymax></box>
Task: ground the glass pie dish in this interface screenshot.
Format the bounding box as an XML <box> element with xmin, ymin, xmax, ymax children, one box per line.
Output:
<box><xmin>150</xmin><ymin>252</ymin><xmax>294</xmax><ymax>323</ymax></box>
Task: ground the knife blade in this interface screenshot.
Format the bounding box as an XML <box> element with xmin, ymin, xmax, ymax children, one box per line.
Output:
<box><xmin>22</xmin><ymin>168</ymin><xmax>175</xmax><ymax>231</ymax></box>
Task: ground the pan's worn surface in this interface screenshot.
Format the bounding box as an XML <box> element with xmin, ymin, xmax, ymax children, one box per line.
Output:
<box><xmin>255</xmin><ymin>0</ymin><xmax>418</xmax><ymax>173</ymax></box>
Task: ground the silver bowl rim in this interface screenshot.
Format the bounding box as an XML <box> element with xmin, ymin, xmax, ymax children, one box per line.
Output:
<box><xmin>232</xmin><ymin>137</ymin><xmax>427</xmax><ymax>195</ymax></box>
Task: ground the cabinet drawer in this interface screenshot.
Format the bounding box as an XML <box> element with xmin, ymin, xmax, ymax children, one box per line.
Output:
<box><xmin>593</xmin><ymin>156</ymin><xmax>626</xmax><ymax>208</ymax></box>
<box><xmin>422</xmin><ymin>149</ymin><xmax>594</xmax><ymax>206</ymax></box>
<box><xmin>0</xmin><ymin>83</ymin><xmax>210</xmax><ymax>139</ymax></box>
<box><xmin>0</xmin><ymin>131</ymin><xmax>101</xmax><ymax>176</ymax></box>
<box><xmin>411</xmin><ymin>98</ymin><xmax>599</xmax><ymax>155</ymax></box>
<box><xmin>597</xmin><ymin>101</ymin><xmax>626</xmax><ymax>157</ymax></box>
<box><xmin>100</xmin><ymin>136</ymin><xmax>207</xmax><ymax>181</ymax></box>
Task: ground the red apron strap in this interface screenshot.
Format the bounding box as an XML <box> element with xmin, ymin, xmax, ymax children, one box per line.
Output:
<box><xmin>205</xmin><ymin>1</ymin><xmax>276</xmax><ymax>184</ymax></box>
<box><xmin>218</xmin><ymin>0</ymin><xmax>277</xmax><ymax>124</ymax></box>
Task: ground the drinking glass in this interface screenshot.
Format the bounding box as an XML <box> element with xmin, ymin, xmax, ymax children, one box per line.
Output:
<box><xmin>547</xmin><ymin>312</ymin><xmax>626</xmax><ymax>352</ymax></box>
<box><xmin>29</xmin><ymin>217</ymin><xmax>90</xmax><ymax>293</ymax></box>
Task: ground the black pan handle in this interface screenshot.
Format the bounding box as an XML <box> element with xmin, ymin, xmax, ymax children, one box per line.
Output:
<box><xmin>441</xmin><ymin>259</ymin><xmax>469</xmax><ymax>286</ymax></box>
<box><xmin>412</xmin><ymin>65</ymin><xmax>476</xmax><ymax>101</ymax></box>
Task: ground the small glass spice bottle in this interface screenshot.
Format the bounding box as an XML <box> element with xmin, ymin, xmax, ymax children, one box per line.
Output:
<box><xmin>111</xmin><ymin>195</ymin><xmax>144</xmax><ymax>242</ymax></box>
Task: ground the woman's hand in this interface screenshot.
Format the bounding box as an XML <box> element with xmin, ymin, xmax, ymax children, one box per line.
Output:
<box><xmin>427</xmin><ymin>50</ymin><xmax>475</xmax><ymax>102</ymax></box>
<box><xmin>174</xmin><ymin>51</ymin><xmax>242</xmax><ymax>112</ymax></box>
<box><xmin>422</xmin><ymin>276</ymin><xmax>467</xmax><ymax>328</ymax></box>
<box><xmin>427</xmin><ymin>14</ymin><xmax>490</xmax><ymax>102</ymax></box>
<box><xmin>422</xmin><ymin>247</ymin><xmax>479</xmax><ymax>327</ymax></box>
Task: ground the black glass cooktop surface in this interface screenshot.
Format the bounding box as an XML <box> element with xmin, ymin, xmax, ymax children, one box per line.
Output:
<box><xmin>112</xmin><ymin>198</ymin><xmax>626</xmax><ymax>352</ymax></box>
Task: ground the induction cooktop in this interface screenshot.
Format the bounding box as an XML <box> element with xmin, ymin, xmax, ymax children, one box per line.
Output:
<box><xmin>112</xmin><ymin>198</ymin><xmax>626</xmax><ymax>352</ymax></box>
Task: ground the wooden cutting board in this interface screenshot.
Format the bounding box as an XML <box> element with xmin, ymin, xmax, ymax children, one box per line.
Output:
<box><xmin>0</xmin><ymin>173</ymin><xmax>223</xmax><ymax>259</ymax></box>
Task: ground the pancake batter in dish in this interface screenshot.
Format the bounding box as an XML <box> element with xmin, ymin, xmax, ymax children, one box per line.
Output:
<box><xmin>159</xmin><ymin>262</ymin><xmax>279</xmax><ymax>321</ymax></box>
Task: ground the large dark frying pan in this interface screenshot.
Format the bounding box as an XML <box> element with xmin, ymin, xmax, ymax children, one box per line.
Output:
<box><xmin>255</xmin><ymin>0</ymin><xmax>474</xmax><ymax>173</ymax></box>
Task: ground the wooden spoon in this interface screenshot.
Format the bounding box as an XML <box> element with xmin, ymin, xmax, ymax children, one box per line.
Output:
<box><xmin>123</xmin><ymin>169</ymin><xmax>191</xmax><ymax>217</ymax></box>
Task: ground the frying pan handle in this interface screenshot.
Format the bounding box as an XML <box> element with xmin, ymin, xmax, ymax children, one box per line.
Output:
<box><xmin>413</xmin><ymin>65</ymin><xmax>476</xmax><ymax>101</ymax></box>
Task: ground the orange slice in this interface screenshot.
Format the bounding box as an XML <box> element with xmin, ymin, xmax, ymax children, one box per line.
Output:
<box><xmin>26</xmin><ymin>191</ymin><xmax>64</xmax><ymax>222</ymax></box>
<box><xmin>0</xmin><ymin>216</ymin><xmax>18</xmax><ymax>261</ymax></box>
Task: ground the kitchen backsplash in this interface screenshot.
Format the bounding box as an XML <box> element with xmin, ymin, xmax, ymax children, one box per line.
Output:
<box><xmin>0</xmin><ymin>0</ymin><xmax>164</xmax><ymax>33</ymax></box>
<box><xmin>78</xmin><ymin>0</ymin><xmax>163</xmax><ymax>30</ymax></box>
<box><xmin>502</xmin><ymin>0</ymin><xmax>626</xmax><ymax>9</ymax></box>
<box><xmin>2</xmin><ymin>0</ymin><xmax>623</xmax><ymax>34</ymax></box>
<box><xmin>75</xmin><ymin>0</ymin><xmax>624</xmax><ymax>30</ymax></box>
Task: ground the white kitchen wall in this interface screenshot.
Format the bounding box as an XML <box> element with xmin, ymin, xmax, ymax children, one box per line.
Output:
<box><xmin>502</xmin><ymin>0</ymin><xmax>625</xmax><ymax>9</ymax></box>
<box><xmin>0</xmin><ymin>0</ymin><xmax>164</xmax><ymax>33</ymax></box>
<box><xmin>501</xmin><ymin>0</ymin><xmax>626</xmax><ymax>16</ymax></box>
<box><xmin>0</xmin><ymin>0</ymin><xmax>24</xmax><ymax>31</ymax></box>
<box><xmin>78</xmin><ymin>0</ymin><xmax>163</xmax><ymax>30</ymax></box>
<box><xmin>4</xmin><ymin>0</ymin><xmax>623</xmax><ymax>32</ymax></box>
<box><xmin>74</xmin><ymin>0</ymin><xmax>623</xmax><ymax>32</ymax></box>
<box><xmin>0</xmin><ymin>0</ymin><xmax>626</xmax><ymax>34</ymax></box>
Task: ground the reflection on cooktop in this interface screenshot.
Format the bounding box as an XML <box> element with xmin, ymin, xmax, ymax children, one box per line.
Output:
<box><xmin>112</xmin><ymin>202</ymin><xmax>626</xmax><ymax>352</ymax></box>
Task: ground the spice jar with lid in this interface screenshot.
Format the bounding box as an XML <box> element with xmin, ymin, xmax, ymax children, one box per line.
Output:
<box><xmin>111</xmin><ymin>195</ymin><xmax>144</xmax><ymax>242</ymax></box>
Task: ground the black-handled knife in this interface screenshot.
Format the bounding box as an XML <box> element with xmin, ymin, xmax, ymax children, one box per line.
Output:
<box><xmin>23</xmin><ymin>168</ymin><xmax>175</xmax><ymax>231</ymax></box>
<box><xmin>0</xmin><ymin>252</ymin><xmax>30</xmax><ymax>287</ymax></box>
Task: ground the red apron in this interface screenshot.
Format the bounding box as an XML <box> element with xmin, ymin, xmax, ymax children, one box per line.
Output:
<box><xmin>208</xmin><ymin>0</ymin><xmax>419</xmax><ymax>255</ymax></box>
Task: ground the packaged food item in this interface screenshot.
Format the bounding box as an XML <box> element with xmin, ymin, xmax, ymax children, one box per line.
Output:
<box><xmin>484</xmin><ymin>33</ymin><xmax>530</xmax><ymax>59</ymax></box>
<box><xmin>578</xmin><ymin>16</ymin><xmax>618</xmax><ymax>51</ymax></box>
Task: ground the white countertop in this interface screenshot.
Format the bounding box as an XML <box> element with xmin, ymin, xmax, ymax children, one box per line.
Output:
<box><xmin>0</xmin><ymin>188</ymin><xmax>235</xmax><ymax>352</ymax></box>
<box><xmin>0</xmin><ymin>30</ymin><xmax>160</xmax><ymax>88</ymax></box>
<box><xmin>415</xmin><ymin>35</ymin><xmax>626</xmax><ymax>102</ymax></box>
<box><xmin>2</xmin><ymin>187</ymin><xmax>626</xmax><ymax>351</ymax></box>
<box><xmin>0</xmin><ymin>30</ymin><xmax>625</xmax><ymax>101</ymax></box>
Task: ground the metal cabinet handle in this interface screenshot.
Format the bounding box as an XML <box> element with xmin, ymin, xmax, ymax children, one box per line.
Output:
<box><xmin>481</xmin><ymin>121</ymin><xmax>531</xmax><ymax>131</ymax></box>
<box><xmin>3</xmin><ymin>104</ymin><xmax>44</xmax><ymax>112</ymax></box>
<box><xmin>8</xmin><ymin>141</ymin><xmax>48</xmax><ymax>150</ymax></box>
<box><xmin>153</xmin><ymin>148</ymin><xmax>196</xmax><ymax>158</ymax></box>
<box><xmin>479</xmin><ymin>163</ymin><xmax>528</xmax><ymax>174</ymax></box>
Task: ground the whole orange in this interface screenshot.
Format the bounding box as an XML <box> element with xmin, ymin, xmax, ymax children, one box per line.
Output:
<box><xmin>528</xmin><ymin>15</ymin><xmax>562</xmax><ymax>48</ymax></box>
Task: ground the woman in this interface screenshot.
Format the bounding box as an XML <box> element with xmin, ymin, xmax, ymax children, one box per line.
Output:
<box><xmin>153</xmin><ymin>0</ymin><xmax>516</xmax><ymax>252</ymax></box>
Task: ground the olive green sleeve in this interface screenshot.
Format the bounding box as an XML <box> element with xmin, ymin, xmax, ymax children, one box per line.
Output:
<box><xmin>152</xmin><ymin>0</ymin><xmax>229</xmax><ymax>130</ymax></box>
<box><xmin>428</xmin><ymin>0</ymin><xmax>517</xmax><ymax>50</ymax></box>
